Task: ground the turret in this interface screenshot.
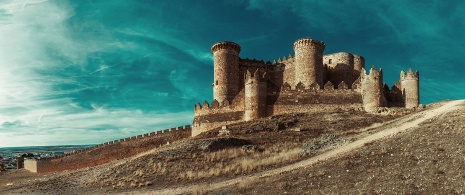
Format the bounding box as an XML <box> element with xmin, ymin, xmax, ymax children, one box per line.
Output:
<box><xmin>360</xmin><ymin>66</ymin><xmax>386</xmax><ymax>112</ymax></box>
<box><xmin>400</xmin><ymin>69</ymin><xmax>419</xmax><ymax>108</ymax></box>
<box><xmin>353</xmin><ymin>54</ymin><xmax>365</xmax><ymax>72</ymax></box>
<box><xmin>353</xmin><ymin>54</ymin><xmax>365</xmax><ymax>88</ymax></box>
<box><xmin>244</xmin><ymin>69</ymin><xmax>267</xmax><ymax>121</ymax></box>
<box><xmin>211</xmin><ymin>41</ymin><xmax>241</xmax><ymax>103</ymax></box>
<box><xmin>293</xmin><ymin>38</ymin><xmax>325</xmax><ymax>88</ymax></box>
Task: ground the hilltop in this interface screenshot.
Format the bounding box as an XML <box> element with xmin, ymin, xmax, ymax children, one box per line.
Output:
<box><xmin>1</xmin><ymin>100</ymin><xmax>464</xmax><ymax>194</ymax></box>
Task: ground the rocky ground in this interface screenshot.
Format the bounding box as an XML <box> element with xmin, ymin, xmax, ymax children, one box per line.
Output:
<box><xmin>210</xmin><ymin>100</ymin><xmax>465</xmax><ymax>194</ymax></box>
<box><xmin>1</xmin><ymin>101</ymin><xmax>461</xmax><ymax>194</ymax></box>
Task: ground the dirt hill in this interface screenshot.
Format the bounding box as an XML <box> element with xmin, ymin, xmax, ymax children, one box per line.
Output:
<box><xmin>1</xmin><ymin>100</ymin><xmax>463</xmax><ymax>194</ymax></box>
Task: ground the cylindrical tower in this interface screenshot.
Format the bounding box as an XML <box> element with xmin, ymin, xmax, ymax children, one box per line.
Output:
<box><xmin>353</xmin><ymin>54</ymin><xmax>365</xmax><ymax>72</ymax></box>
<box><xmin>401</xmin><ymin>69</ymin><xmax>419</xmax><ymax>108</ymax></box>
<box><xmin>293</xmin><ymin>38</ymin><xmax>325</xmax><ymax>88</ymax></box>
<box><xmin>353</xmin><ymin>54</ymin><xmax>365</xmax><ymax>88</ymax></box>
<box><xmin>244</xmin><ymin>70</ymin><xmax>267</xmax><ymax>121</ymax></box>
<box><xmin>211</xmin><ymin>41</ymin><xmax>241</xmax><ymax>103</ymax></box>
<box><xmin>361</xmin><ymin>66</ymin><xmax>385</xmax><ymax>112</ymax></box>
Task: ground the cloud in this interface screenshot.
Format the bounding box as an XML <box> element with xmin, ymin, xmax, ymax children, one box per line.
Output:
<box><xmin>0</xmin><ymin>0</ymin><xmax>206</xmax><ymax>147</ymax></box>
<box><xmin>0</xmin><ymin>105</ymin><xmax>193</xmax><ymax>147</ymax></box>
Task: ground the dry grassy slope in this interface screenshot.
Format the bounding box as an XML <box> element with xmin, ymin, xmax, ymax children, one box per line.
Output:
<box><xmin>209</xmin><ymin>100</ymin><xmax>465</xmax><ymax>194</ymax></box>
<box><xmin>0</xmin><ymin>101</ymin><xmax>455</xmax><ymax>195</ymax></box>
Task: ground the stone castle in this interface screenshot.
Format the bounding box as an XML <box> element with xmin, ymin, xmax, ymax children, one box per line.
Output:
<box><xmin>192</xmin><ymin>37</ymin><xmax>419</xmax><ymax>136</ymax></box>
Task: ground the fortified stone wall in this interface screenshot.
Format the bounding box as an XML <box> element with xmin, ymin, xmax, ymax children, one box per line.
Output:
<box><xmin>24</xmin><ymin>126</ymin><xmax>191</xmax><ymax>173</ymax></box>
<box><xmin>193</xmin><ymin>81</ymin><xmax>363</xmax><ymax>136</ymax></box>
<box><xmin>268</xmin><ymin>82</ymin><xmax>363</xmax><ymax>116</ymax></box>
<box><xmin>240</xmin><ymin>57</ymin><xmax>296</xmax><ymax>92</ymax></box>
<box><xmin>386</xmin><ymin>81</ymin><xmax>404</xmax><ymax>107</ymax></box>
<box><xmin>193</xmin><ymin>98</ymin><xmax>244</xmax><ymax>136</ymax></box>
<box><xmin>277</xmin><ymin>56</ymin><xmax>296</xmax><ymax>89</ymax></box>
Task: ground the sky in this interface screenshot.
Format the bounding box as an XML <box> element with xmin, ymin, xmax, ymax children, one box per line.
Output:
<box><xmin>0</xmin><ymin>0</ymin><xmax>463</xmax><ymax>147</ymax></box>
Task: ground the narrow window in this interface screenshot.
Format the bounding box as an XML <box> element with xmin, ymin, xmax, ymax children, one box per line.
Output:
<box><xmin>215</xmin><ymin>80</ymin><xmax>218</xmax><ymax>85</ymax></box>
<box><xmin>329</xmin><ymin>59</ymin><xmax>332</xmax><ymax>64</ymax></box>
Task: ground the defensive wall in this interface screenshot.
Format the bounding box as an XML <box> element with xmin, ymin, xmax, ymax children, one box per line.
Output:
<box><xmin>193</xmin><ymin>81</ymin><xmax>363</xmax><ymax>136</ymax></box>
<box><xmin>236</xmin><ymin>52</ymin><xmax>363</xmax><ymax>92</ymax></box>
<box><xmin>24</xmin><ymin>125</ymin><xmax>191</xmax><ymax>173</ymax></box>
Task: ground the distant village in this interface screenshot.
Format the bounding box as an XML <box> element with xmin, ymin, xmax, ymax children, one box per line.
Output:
<box><xmin>0</xmin><ymin>151</ymin><xmax>66</xmax><ymax>171</ymax></box>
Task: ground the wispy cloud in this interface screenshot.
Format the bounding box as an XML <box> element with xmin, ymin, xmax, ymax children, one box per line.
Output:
<box><xmin>0</xmin><ymin>0</ymin><xmax>205</xmax><ymax>147</ymax></box>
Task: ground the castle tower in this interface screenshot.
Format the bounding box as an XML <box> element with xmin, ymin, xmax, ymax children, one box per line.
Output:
<box><xmin>360</xmin><ymin>66</ymin><xmax>386</xmax><ymax>112</ymax></box>
<box><xmin>323</xmin><ymin>52</ymin><xmax>354</xmax><ymax>88</ymax></box>
<box><xmin>293</xmin><ymin>38</ymin><xmax>325</xmax><ymax>88</ymax></box>
<box><xmin>353</xmin><ymin>54</ymin><xmax>365</xmax><ymax>72</ymax></box>
<box><xmin>211</xmin><ymin>41</ymin><xmax>241</xmax><ymax>103</ymax></box>
<box><xmin>353</xmin><ymin>54</ymin><xmax>365</xmax><ymax>88</ymax></box>
<box><xmin>400</xmin><ymin>69</ymin><xmax>419</xmax><ymax>108</ymax></box>
<box><xmin>244</xmin><ymin>69</ymin><xmax>267</xmax><ymax>121</ymax></box>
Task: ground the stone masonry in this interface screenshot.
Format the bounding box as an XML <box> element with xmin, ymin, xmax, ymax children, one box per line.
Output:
<box><xmin>193</xmin><ymin>37</ymin><xmax>420</xmax><ymax>136</ymax></box>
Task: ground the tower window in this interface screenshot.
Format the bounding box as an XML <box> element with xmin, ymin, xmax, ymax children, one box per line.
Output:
<box><xmin>216</xmin><ymin>80</ymin><xmax>218</xmax><ymax>85</ymax></box>
<box><xmin>329</xmin><ymin>59</ymin><xmax>332</xmax><ymax>64</ymax></box>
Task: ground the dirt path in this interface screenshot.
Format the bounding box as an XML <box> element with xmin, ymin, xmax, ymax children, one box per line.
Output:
<box><xmin>129</xmin><ymin>100</ymin><xmax>464</xmax><ymax>195</ymax></box>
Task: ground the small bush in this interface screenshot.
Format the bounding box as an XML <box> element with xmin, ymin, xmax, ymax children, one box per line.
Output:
<box><xmin>301</xmin><ymin>135</ymin><xmax>346</xmax><ymax>156</ymax></box>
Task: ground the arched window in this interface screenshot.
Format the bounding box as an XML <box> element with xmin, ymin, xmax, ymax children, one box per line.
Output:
<box><xmin>329</xmin><ymin>59</ymin><xmax>332</xmax><ymax>64</ymax></box>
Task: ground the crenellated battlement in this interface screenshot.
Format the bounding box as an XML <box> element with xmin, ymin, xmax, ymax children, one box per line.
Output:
<box><xmin>271</xmin><ymin>54</ymin><xmax>294</xmax><ymax>65</ymax></box>
<box><xmin>211</xmin><ymin>41</ymin><xmax>241</xmax><ymax>53</ymax></box>
<box><xmin>293</xmin><ymin>38</ymin><xmax>325</xmax><ymax>52</ymax></box>
<box><xmin>194</xmin><ymin>99</ymin><xmax>232</xmax><ymax>111</ymax></box>
<box><xmin>24</xmin><ymin>125</ymin><xmax>192</xmax><ymax>173</ymax></box>
<box><xmin>398</xmin><ymin>68</ymin><xmax>420</xmax><ymax>108</ymax></box>
<box><xmin>194</xmin><ymin>98</ymin><xmax>243</xmax><ymax>116</ymax></box>
<box><xmin>35</xmin><ymin>125</ymin><xmax>192</xmax><ymax>163</ymax></box>
<box><xmin>281</xmin><ymin>81</ymin><xmax>359</xmax><ymax>93</ymax></box>
<box><xmin>245</xmin><ymin>69</ymin><xmax>267</xmax><ymax>83</ymax></box>
<box><xmin>360</xmin><ymin>65</ymin><xmax>387</xmax><ymax>111</ymax></box>
<box><xmin>361</xmin><ymin>66</ymin><xmax>383</xmax><ymax>79</ymax></box>
<box><xmin>400</xmin><ymin>68</ymin><xmax>419</xmax><ymax>80</ymax></box>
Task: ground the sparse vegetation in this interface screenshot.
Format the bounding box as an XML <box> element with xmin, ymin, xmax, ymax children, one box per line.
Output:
<box><xmin>3</xmin><ymin>102</ymin><xmax>457</xmax><ymax>194</ymax></box>
<box><xmin>301</xmin><ymin>134</ymin><xmax>346</xmax><ymax>156</ymax></box>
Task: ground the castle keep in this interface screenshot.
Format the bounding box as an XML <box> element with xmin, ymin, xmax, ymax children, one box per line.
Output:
<box><xmin>193</xmin><ymin>38</ymin><xmax>419</xmax><ymax>136</ymax></box>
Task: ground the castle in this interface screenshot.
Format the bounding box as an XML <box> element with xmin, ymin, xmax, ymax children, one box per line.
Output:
<box><xmin>193</xmin><ymin>38</ymin><xmax>419</xmax><ymax>136</ymax></box>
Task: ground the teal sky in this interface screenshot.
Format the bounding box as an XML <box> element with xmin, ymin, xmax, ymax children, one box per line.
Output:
<box><xmin>0</xmin><ymin>0</ymin><xmax>463</xmax><ymax>147</ymax></box>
